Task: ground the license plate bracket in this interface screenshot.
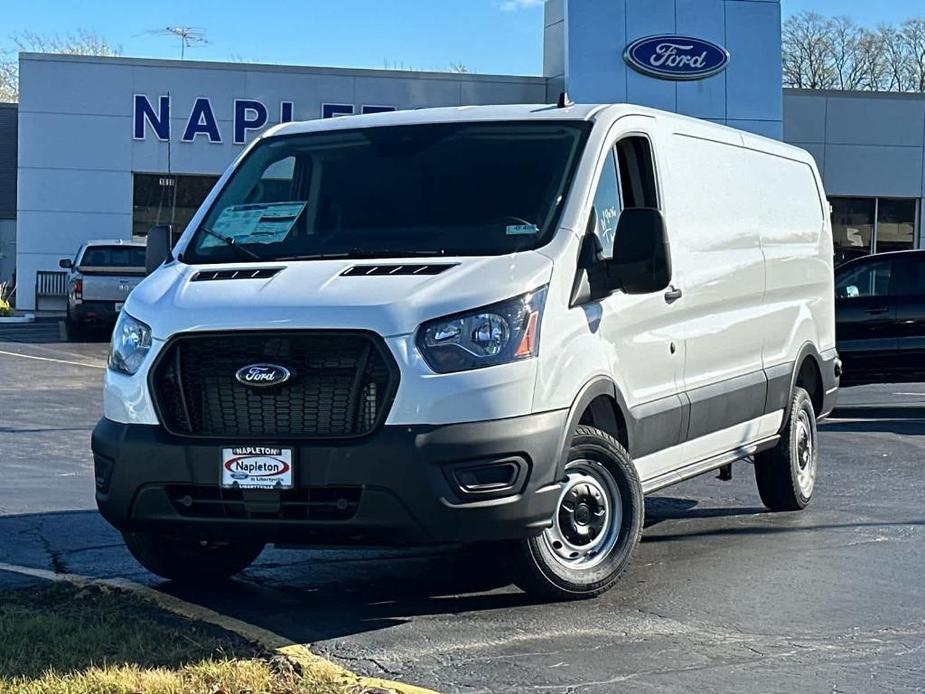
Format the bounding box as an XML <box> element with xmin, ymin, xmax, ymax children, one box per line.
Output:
<box><xmin>221</xmin><ymin>447</ymin><xmax>293</xmax><ymax>489</ymax></box>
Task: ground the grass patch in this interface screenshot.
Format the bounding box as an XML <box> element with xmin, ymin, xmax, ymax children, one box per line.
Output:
<box><xmin>0</xmin><ymin>583</ymin><xmax>350</xmax><ymax>694</ymax></box>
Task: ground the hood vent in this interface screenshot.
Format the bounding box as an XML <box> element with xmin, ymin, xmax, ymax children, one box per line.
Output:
<box><xmin>341</xmin><ymin>264</ymin><xmax>457</xmax><ymax>277</ymax></box>
<box><xmin>191</xmin><ymin>268</ymin><xmax>282</xmax><ymax>282</ymax></box>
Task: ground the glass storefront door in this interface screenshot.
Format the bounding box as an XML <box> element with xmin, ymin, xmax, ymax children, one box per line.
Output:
<box><xmin>132</xmin><ymin>173</ymin><xmax>220</xmax><ymax>238</ymax></box>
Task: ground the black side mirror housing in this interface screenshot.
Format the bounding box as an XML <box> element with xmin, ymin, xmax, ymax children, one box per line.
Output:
<box><xmin>146</xmin><ymin>225</ymin><xmax>174</xmax><ymax>275</ymax></box>
<box><xmin>58</xmin><ymin>258</ymin><xmax>72</xmax><ymax>269</ymax></box>
<box><xmin>607</xmin><ymin>207</ymin><xmax>671</xmax><ymax>294</ymax></box>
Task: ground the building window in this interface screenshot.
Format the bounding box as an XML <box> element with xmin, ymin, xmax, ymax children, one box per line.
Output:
<box><xmin>830</xmin><ymin>196</ymin><xmax>918</xmax><ymax>266</ymax></box>
<box><xmin>831</xmin><ymin>197</ymin><xmax>874</xmax><ymax>266</ymax></box>
<box><xmin>876</xmin><ymin>198</ymin><xmax>917</xmax><ymax>255</ymax></box>
<box><xmin>132</xmin><ymin>173</ymin><xmax>220</xmax><ymax>238</ymax></box>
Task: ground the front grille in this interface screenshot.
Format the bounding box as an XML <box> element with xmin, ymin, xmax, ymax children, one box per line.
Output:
<box><xmin>167</xmin><ymin>484</ymin><xmax>361</xmax><ymax>521</ymax></box>
<box><xmin>151</xmin><ymin>331</ymin><xmax>398</xmax><ymax>438</ymax></box>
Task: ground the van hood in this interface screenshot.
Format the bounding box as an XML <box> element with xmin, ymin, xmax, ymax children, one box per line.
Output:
<box><xmin>127</xmin><ymin>253</ymin><xmax>554</xmax><ymax>339</ymax></box>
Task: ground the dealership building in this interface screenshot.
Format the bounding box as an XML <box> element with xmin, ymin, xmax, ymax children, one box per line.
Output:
<box><xmin>1</xmin><ymin>0</ymin><xmax>923</xmax><ymax>310</ymax></box>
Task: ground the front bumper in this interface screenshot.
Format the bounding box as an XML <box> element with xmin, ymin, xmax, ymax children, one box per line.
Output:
<box><xmin>92</xmin><ymin>410</ymin><xmax>567</xmax><ymax>546</ymax></box>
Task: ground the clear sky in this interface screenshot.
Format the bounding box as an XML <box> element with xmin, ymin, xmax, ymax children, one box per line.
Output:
<box><xmin>1</xmin><ymin>1</ymin><xmax>923</xmax><ymax>77</ymax></box>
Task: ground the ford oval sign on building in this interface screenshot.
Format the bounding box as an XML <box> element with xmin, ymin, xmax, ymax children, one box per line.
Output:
<box><xmin>624</xmin><ymin>35</ymin><xmax>730</xmax><ymax>81</ymax></box>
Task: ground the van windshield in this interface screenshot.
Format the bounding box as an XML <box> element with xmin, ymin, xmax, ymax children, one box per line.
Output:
<box><xmin>183</xmin><ymin>121</ymin><xmax>591</xmax><ymax>264</ymax></box>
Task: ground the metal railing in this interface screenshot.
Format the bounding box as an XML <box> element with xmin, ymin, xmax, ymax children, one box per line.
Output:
<box><xmin>34</xmin><ymin>270</ymin><xmax>68</xmax><ymax>312</ymax></box>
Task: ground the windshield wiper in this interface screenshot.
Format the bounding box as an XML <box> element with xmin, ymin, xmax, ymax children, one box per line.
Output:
<box><xmin>341</xmin><ymin>248</ymin><xmax>448</xmax><ymax>259</ymax></box>
<box><xmin>198</xmin><ymin>226</ymin><xmax>263</xmax><ymax>261</ymax></box>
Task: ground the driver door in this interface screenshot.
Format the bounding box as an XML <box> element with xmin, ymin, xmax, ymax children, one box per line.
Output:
<box><xmin>835</xmin><ymin>256</ymin><xmax>898</xmax><ymax>383</ymax></box>
<box><xmin>593</xmin><ymin>121</ymin><xmax>686</xmax><ymax>467</ymax></box>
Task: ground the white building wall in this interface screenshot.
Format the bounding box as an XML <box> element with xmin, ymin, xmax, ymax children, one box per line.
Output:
<box><xmin>15</xmin><ymin>54</ymin><xmax>546</xmax><ymax>310</ymax></box>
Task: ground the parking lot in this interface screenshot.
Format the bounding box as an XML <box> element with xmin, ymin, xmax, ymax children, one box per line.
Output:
<box><xmin>1</xmin><ymin>321</ymin><xmax>924</xmax><ymax>693</ymax></box>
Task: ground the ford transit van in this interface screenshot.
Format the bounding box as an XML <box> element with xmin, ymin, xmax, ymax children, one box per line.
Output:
<box><xmin>93</xmin><ymin>103</ymin><xmax>839</xmax><ymax>599</ymax></box>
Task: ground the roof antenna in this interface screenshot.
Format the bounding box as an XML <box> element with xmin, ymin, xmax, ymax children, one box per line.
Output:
<box><xmin>557</xmin><ymin>91</ymin><xmax>574</xmax><ymax>108</ymax></box>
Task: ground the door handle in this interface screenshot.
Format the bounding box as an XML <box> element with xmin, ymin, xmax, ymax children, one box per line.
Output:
<box><xmin>664</xmin><ymin>286</ymin><xmax>683</xmax><ymax>304</ymax></box>
<box><xmin>865</xmin><ymin>307</ymin><xmax>889</xmax><ymax>315</ymax></box>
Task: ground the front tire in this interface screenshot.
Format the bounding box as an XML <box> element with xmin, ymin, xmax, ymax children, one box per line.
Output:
<box><xmin>510</xmin><ymin>426</ymin><xmax>644</xmax><ymax>600</ymax></box>
<box><xmin>122</xmin><ymin>532</ymin><xmax>264</xmax><ymax>582</ymax></box>
<box><xmin>754</xmin><ymin>386</ymin><xmax>818</xmax><ymax>511</ymax></box>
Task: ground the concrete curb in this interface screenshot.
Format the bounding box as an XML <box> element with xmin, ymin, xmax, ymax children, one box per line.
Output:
<box><xmin>0</xmin><ymin>561</ymin><xmax>439</xmax><ymax>694</ymax></box>
<box><xmin>0</xmin><ymin>314</ymin><xmax>35</xmax><ymax>323</ymax></box>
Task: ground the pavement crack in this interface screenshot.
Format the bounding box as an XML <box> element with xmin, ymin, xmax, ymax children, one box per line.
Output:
<box><xmin>60</xmin><ymin>543</ymin><xmax>124</xmax><ymax>555</ymax></box>
<box><xmin>37</xmin><ymin>527</ymin><xmax>67</xmax><ymax>574</ymax></box>
<box><xmin>330</xmin><ymin>651</ymin><xmax>403</xmax><ymax>678</ymax></box>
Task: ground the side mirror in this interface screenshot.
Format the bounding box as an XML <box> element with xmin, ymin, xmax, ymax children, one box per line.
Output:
<box><xmin>607</xmin><ymin>207</ymin><xmax>671</xmax><ymax>294</ymax></box>
<box><xmin>146</xmin><ymin>224</ymin><xmax>173</xmax><ymax>275</ymax></box>
<box><xmin>58</xmin><ymin>258</ymin><xmax>72</xmax><ymax>269</ymax></box>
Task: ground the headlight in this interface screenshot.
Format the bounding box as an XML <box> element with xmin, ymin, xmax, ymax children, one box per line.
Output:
<box><xmin>417</xmin><ymin>287</ymin><xmax>548</xmax><ymax>373</ymax></box>
<box><xmin>109</xmin><ymin>312</ymin><xmax>152</xmax><ymax>375</ymax></box>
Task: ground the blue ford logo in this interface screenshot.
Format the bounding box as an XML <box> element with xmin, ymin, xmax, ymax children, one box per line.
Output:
<box><xmin>624</xmin><ymin>35</ymin><xmax>730</xmax><ymax>80</ymax></box>
<box><xmin>235</xmin><ymin>363</ymin><xmax>291</xmax><ymax>388</ymax></box>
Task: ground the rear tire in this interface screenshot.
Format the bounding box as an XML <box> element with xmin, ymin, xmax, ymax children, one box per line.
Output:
<box><xmin>122</xmin><ymin>532</ymin><xmax>264</xmax><ymax>582</ymax></box>
<box><xmin>754</xmin><ymin>386</ymin><xmax>818</xmax><ymax>511</ymax></box>
<box><xmin>509</xmin><ymin>425</ymin><xmax>644</xmax><ymax>600</ymax></box>
<box><xmin>64</xmin><ymin>315</ymin><xmax>86</xmax><ymax>342</ymax></box>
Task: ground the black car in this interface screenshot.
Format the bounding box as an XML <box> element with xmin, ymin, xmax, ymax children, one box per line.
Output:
<box><xmin>836</xmin><ymin>249</ymin><xmax>925</xmax><ymax>386</ymax></box>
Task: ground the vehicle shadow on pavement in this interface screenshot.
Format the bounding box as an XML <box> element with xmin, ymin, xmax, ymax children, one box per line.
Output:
<box><xmin>643</xmin><ymin>496</ymin><xmax>766</xmax><ymax>529</ymax></box>
<box><xmin>0</xmin><ymin>498</ymin><xmax>813</xmax><ymax>646</ymax></box>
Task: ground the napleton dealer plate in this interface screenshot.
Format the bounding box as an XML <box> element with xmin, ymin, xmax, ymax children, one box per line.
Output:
<box><xmin>221</xmin><ymin>447</ymin><xmax>293</xmax><ymax>489</ymax></box>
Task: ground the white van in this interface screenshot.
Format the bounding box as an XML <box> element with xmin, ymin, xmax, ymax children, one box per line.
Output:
<box><xmin>94</xmin><ymin>103</ymin><xmax>839</xmax><ymax>599</ymax></box>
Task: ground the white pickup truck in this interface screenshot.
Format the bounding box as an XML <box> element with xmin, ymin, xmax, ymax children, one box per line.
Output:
<box><xmin>59</xmin><ymin>240</ymin><xmax>147</xmax><ymax>339</ymax></box>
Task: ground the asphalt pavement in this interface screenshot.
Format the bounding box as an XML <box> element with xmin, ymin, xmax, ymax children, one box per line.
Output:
<box><xmin>1</xmin><ymin>321</ymin><xmax>924</xmax><ymax>693</ymax></box>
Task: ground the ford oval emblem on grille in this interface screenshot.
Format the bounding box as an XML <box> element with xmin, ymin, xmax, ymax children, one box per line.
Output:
<box><xmin>235</xmin><ymin>363</ymin><xmax>291</xmax><ymax>388</ymax></box>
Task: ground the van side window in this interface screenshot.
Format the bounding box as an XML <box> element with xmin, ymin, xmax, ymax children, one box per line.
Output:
<box><xmin>590</xmin><ymin>151</ymin><xmax>621</xmax><ymax>258</ymax></box>
<box><xmin>244</xmin><ymin>155</ymin><xmax>301</xmax><ymax>204</ymax></box>
<box><xmin>616</xmin><ymin>137</ymin><xmax>658</xmax><ymax>209</ymax></box>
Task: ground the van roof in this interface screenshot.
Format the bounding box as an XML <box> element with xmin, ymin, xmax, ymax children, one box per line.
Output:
<box><xmin>272</xmin><ymin>103</ymin><xmax>613</xmax><ymax>136</ymax></box>
<box><xmin>269</xmin><ymin>102</ymin><xmax>813</xmax><ymax>165</ymax></box>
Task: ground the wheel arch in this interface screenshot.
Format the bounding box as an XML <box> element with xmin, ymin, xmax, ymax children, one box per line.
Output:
<box><xmin>784</xmin><ymin>343</ymin><xmax>826</xmax><ymax>427</ymax></box>
<box><xmin>556</xmin><ymin>377</ymin><xmax>632</xmax><ymax>479</ymax></box>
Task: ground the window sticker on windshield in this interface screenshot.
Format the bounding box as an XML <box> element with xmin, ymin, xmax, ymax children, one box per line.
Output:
<box><xmin>206</xmin><ymin>202</ymin><xmax>307</xmax><ymax>246</ymax></box>
<box><xmin>505</xmin><ymin>223</ymin><xmax>539</xmax><ymax>236</ymax></box>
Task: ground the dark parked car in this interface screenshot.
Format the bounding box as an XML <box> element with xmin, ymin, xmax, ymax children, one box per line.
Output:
<box><xmin>835</xmin><ymin>249</ymin><xmax>925</xmax><ymax>385</ymax></box>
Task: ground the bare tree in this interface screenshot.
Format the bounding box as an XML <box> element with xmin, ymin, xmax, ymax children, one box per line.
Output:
<box><xmin>782</xmin><ymin>12</ymin><xmax>925</xmax><ymax>93</ymax></box>
<box><xmin>383</xmin><ymin>58</ymin><xmax>474</xmax><ymax>74</ymax></box>
<box><xmin>0</xmin><ymin>52</ymin><xmax>16</xmax><ymax>102</ymax></box>
<box><xmin>879</xmin><ymin>24</ymin><xmax>914</xmax><ymax>91</ymax></box>
<box><xmin>900</xmin><ymin>18</ymin><xmax>925</xmax><ymax>92</ymax></box>
<box><xmin>853</xmin><ymin>29</ymin><xmax>888</xmax><ymax>90</ymax></box>
<box><xmin>11</xmin><ymin>29</ymin><xmax>120</xmax><ymax>57</ymax></box>
<box><xmin>828</xmin><ymin>16</ymin><xmax>871</xmax><ymax>90</ymax></box>
<box><xmin>0</xmin><ymin>30</ymin><xmax>120</xmax><ymax>102</ymax></box>
<box><xmin>782</xmin><ymin>11</ymin><xmax>837</xmax><ymax>89</ymax></box>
